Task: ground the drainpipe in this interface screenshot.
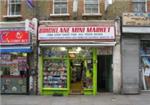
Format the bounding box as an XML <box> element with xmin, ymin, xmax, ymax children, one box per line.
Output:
<box><xmin>73</xmin><ymin>0</ymin><xmax>78</xmax><ymax>20</ymax></box>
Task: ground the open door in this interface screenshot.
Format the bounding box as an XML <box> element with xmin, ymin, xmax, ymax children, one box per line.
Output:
<box><xmin>70</xmin><ymin>59</ymin><xmax>83</xmax><ymax>95</ymax></box>
<box><xmin>97</xmin><ymin>55</ymin><xmax>113</xmax><ymax>92</ymax></box>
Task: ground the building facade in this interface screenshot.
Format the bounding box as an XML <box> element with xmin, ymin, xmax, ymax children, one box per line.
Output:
<box><xmin>0</xmin><ymin>0</ymin><xmax>38</xmax><ymax>94</ymax></box>
<box><xmin>121</xmin><ymin>0</ymin><xmax>150</xmax><ymax>94</ymax></box>
<box><xmin>2</xmin><ymin>0</ymin><xmax>147</xmax><ymax>95</ymax></box>
<box><xmin>36</xmin><ymin>0</ymin><xmax>122</xmax><ymax>95</ymax></box>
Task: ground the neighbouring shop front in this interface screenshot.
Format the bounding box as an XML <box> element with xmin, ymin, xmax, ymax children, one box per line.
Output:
<box><xmin>0</xmin><ymin>19</ymin><xmax>37</xmax><ymax>94</ymax></box>
<box><xmin>122</xmin><ymin>13</ymin><xmax>150</xmax><ymax>94</ymax></box>
<box><xmin>38</xmin><ymin>21</ymin><xmax>116</xmax><ymax>95</ymax></box>
<box><xmin>0</xmin><ymin>31</ymin><xmax>31</xmax><ymax>94</ymax></box>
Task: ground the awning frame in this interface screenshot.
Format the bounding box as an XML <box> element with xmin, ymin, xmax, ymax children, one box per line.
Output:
<box><xmin>39</xmin><ymin>42</ymin><xmax>116</xmax><ymax>47</ymax></box>
<box><xmin>0</xmin><ymin>46</ymin><xmax>32</xmax><ymax>53</ymax></box>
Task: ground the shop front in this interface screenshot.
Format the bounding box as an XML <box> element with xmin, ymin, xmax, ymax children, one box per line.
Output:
<box><xmin>0</xmin><ymin>31</ymin><xmax>31</xmax><ymax>94</ymax></box>
<box><xmin>38</xmin><ymin>21</ymin><xmax>116</xmax><ymax>95</ymax></box>
<box><xmin>0</xmin><ymin>19</ymin><xmax>37</xmax><ymax>94</ymax></box>
<box><xmin>122</xmin><ymin>13</ymin><xmax>150</xmax><ymax>94</ymax></box>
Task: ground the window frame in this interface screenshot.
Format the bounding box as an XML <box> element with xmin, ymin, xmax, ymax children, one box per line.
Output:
<box><xmin>140</xmin><ymin>40</ymin><xmax>150</xmax><ymax>90</ymax></box>
<box><xmin>7</xmin><ymin>0</ymin><xmax>21</xmax><ymax>16</ymax></box>
<box><xmin>83</xmin><ymin>0</ymin><xmax>100</xmax><ymax>15</ymax></box>
<box><xmin>52</xmin><ymin>0</ymin><xmax>69</xmax><ymax>15</ymax></box>
<box><xmin>132</xmin><ymin>0</ymin><xmax>147</xmax><ymax>13</ymax></box>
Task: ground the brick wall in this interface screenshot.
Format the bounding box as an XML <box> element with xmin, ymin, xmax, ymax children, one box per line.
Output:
<box><xmin>147</xmin><ymin>0</ymin><xmax>150</xmax><ymax>12</ymax></box>
<box><xmin>0</xmin><ymin>0</ymin><xmax>7</xmax><ymax>21</ymax></box>
<box><xmin>36</xmin><ymin>0</ymin><xmax>106</xmax><ymax>20</ymax></box>
<box><xmin>0</xmin><ymin>0</ymin><xmax>34</xmax><ymax>21</ymax></box>
<box><xmin>35</xmin><ymin>0</ymin><xmax>130</xmax><ymax>20</ymax></box>
<box><xmin>0</xmin><ymin>0</ymin><xmax>132</xmax><ymax>21</ymax></box>
<box><xmin>103</xmin><ymin>0</ymin><xmax>131</xmax><ymax>20</ymax></box>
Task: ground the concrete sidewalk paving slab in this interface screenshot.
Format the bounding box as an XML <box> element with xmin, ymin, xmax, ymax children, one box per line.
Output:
<box><xmin>1</xmin><ymin>93</ymin><xmax>150</xmax><ymax>105</ymax></box>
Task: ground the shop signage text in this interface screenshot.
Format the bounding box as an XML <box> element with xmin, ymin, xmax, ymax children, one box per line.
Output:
<box><xmin>25</xmin><ymin>18</ymin><xmax>37</xmax><ymax>35</ymax></box>
<box><xmin>38</xmin><ymin>26</ymin><xmax>115</xmax><ymax>40</ymax></box>
<box><xmin>123</xmin><ymin>13</ymin><xmax>150</xmax><ymax>26</ymax></box>
<box><xmin>0</xmin><ymin>31</ymin><xmax>30</xmax><ymax>45</ymax></box>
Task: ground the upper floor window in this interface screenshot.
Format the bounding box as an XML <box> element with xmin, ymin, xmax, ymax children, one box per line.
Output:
<box><xmin>53</xmin><ymin>0</ymin><xmax>67</xmax><ymax>14</ymax></box>
<box><xmin>84</xmin><ymin>0</ymin><xmax>99</xmax><ymax>14</ymax></box>
<box><xmin>7</xmin><ymin>0</ymin><xmax>21</xmax><ymax>16</ymax></box>
<box><xmin>132</xmin><ymin>0</ymin><xmax>146</xmax><ymax>12</ymax></box>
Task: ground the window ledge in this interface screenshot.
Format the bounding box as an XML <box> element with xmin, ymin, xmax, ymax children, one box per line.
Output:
<box><xmin>3</xmin><ymin>15</ymin><xmax>22</xmax><ymax>18</ymax></box>
<box><xmin>50</xmin><ymin>13</ymin><xmax>70</xmax><ymax>17</ymax></box>
<box><xmin>82</xmin><ymin>13</ymin><xmax>102</xmax><ymax>16</ymax></box>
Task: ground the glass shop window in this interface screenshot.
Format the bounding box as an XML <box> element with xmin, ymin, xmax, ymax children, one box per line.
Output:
<box><xmin>140</xmin><ymin>40</ymin><xmax>150</xmax><ymax>90</ymax></box>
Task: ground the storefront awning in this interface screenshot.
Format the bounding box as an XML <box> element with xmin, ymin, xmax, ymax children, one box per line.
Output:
<box><xmin>39</xmin><ymin>42</ymin><xmax>116</xmax><ymax>47</ymax></box>
<box><xmin>0</xmin><ymin>46</ymin><xmax>32</xmax><ymax>53</ymax></box>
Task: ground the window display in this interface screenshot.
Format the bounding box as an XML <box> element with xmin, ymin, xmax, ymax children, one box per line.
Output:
<box><xmin>42</xmin><ymin>47</ymin><xmax>68</xmax><ymax>89</ymax></box>
<box><xmin>40</xmin><ymin>47</ymin><xmax>97</xmax><ymax>95</ymax></box>
<box><xmin>141</xmin><ymin>41</ymin><xmax>150</xmax><ymax>90</ymax></box>
<box><xmin>0</xmin><ymin>53</ymin><xmax>28</xmax><ymax>76</ymax></box>
<box><xmin>0</xmin><ymin>53</ymin><xmax>28</xmax><ymax>94</ymax></box>
<box><xmin>43</xmin><ymin>59</ymin><xmax>67</xmax><ymax>88</ymax></box>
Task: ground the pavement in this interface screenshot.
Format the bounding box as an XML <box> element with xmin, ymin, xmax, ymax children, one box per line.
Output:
<box><xmin>1</xmin><ymin>93</ymin><xmax>150</xmax><ymax>105</ymax></box>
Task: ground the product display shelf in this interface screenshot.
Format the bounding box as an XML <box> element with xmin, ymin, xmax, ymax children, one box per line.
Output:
<box><xmin>41</xmin><ymin>52</ymin><xmax>70</xmax><ymax>96</ymax></box>
<box><xmin>43</xmin><ymin>57</ymin><xmax>68</xmax><ymax>60</ymax></box>
<box><xmin>42</xmin><ymin>88</ymin><xmax>68</xmax><ymax>90</ymax></box>
<box><xmin>1</xmin><ymin>75</ymin><xmax>28</xmax><ymax>78</ymax></box>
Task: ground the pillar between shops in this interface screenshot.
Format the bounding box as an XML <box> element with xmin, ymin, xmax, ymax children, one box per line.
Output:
<box><xmin>113</xmin><ymin>43</ymin><xmax>121</xmax><ymax>94</ymax></box>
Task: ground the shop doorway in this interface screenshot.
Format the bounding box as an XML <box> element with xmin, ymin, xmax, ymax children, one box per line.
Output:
<box><xmin>97</xmin><ymin>55</ymin><xmax>113</xmax><ymax>92</ymax></box>
<box><xmin>69</xmin><ymin>47</ymin><xmax>94</xmax><ymax>95</ymax></box>
<box><xmin>70</xmin><ymin>59</ymin><xmax>83</xmax><ymax>94</ymax></box>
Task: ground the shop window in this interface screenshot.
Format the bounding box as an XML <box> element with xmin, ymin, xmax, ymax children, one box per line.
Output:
<box><xmin>53</xmin><ymin>0</ymin><xmax>67</xmax><ymax>14</ymax></box>
<box><xmin>132</xmin><ymin>0</ymin><xmax>147</xmax><ymax>12</ymax></box>
<box><xmin>140</xmin><ymin>40</ymin><xmax>150</xmax><ymax>90</ymax></box>
<box><xmin>84</xmin><ymin>0</ymin><xmax>99</xmax><ymax>15</ymax></box>
<box><xmin>7</xmin><ymin>0</ymin><xmax>21</xmax><ymax>16</ymax></box>
<box><xmin>40</xmin><ymin>47</ymin><xmax>95</xmax><ymax>95</ymax></box>
<box><xmin>0</xmin><ymin>53</ymin><xmax>28</xmax><ymax>93</ymax></box>
<box><xmin>42</xmin><ymin>47</ymin><xmax>68</xmax><ymax>88</ymax></box>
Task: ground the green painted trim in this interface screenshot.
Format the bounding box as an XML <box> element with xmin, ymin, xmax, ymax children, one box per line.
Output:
<box><xmin>84</xmin><ymin>90</ymin><xmax>93</xmax><ymax>95</ymax></box>
<box><xmin>41</xmin><ymin>90</ymin><xmax>68</xmax><ymax>96</ymax></box>
<box><xmin>93</xmin><ymin>48</ymin><xmax>97</xmax><ymax>95</ymax></box>
<box><xmin>84</xmin><ymin>89</ymin><xmax>93</xmax><ymax>91</ymax></box>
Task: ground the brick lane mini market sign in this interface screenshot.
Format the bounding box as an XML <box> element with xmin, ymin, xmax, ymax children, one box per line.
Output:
<box><xmin>38</xmin><ymin>26</ymin><xmax>115</xmax><ymax>40</ymax></box>
<box><xmin>0</xmin><ymin>31</ymin><xmax>30</xmax><ymax>45</ymax></box>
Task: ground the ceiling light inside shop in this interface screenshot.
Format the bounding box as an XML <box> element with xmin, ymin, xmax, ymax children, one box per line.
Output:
<box><xmin>76</xmin><ymin>47</ymin><xmax>82</xmax><ymax>53</ymax></box>
<box><xmin>60</xmin><ymin>47</ymin><xmax>67</xmax><ymax>51</ymax></box>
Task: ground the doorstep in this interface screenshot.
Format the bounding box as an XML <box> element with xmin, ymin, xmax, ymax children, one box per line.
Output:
<box><xmin>141</xmin><ymin>90</ymin><xmax>150</xmax><ymax>94</ymax></box>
